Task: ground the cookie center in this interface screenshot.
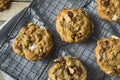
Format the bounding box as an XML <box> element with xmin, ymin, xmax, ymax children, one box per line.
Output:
<box><xmin>61</xmin><ymin>11</ymin><xmax>85</xmax><ymax>41</ymax></box>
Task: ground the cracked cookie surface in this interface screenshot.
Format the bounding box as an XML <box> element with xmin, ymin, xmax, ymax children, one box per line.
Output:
<box><xmin>12</xmin><ymin>22</ymin><xmax>54</xmax><ymax>61</ymax></box>
<box><xmin>95</xmin><ymin>36</ymin><xmax>120</xmax><ymax>76</ymax></box>
<box><xmin>0</xmin><ymin>0</ymin><xmax>11</xmax><ymax>11</ymax></box>
<box><xmin>48</xmin><ymin>56</ymin><xmax>87</xmax><ymax>80</ymax></box>
<box><xmin>56</xmin><ymin>8</ymin><xmax>94</xmax><ymax>43</ymax></box>
<box><xmin>97</xmin><ymin>0</ymin><xmax>120</xmax><ymax>22</ymax></box>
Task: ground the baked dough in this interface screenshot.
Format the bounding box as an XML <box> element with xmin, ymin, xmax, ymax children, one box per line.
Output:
<box><xmin>97</xmin><ymin>0</ymin><xmax>120</xmax><ymax>22</ymax></box>
<box><xmin>48</xmin><ymin>56</ymin><xmax>87</xmax><ymax>80</ymax></box>
<box><xmin>95</xmin><ymin>36</ymin><xmax>120</xmax><ymax>76</ymax></box>
<box><xmin>56</xmin><ymin>8</ymin><xmax>94</xmax><ymax>43</ymax></box>
<box><xmin>12</xmin><ymin>22</ymin><xmax>54</xmax><ymax>61</ymax></box>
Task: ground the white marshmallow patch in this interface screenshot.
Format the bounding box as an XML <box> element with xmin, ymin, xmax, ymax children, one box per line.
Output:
<box><xmin>112</xmin><ymin>15</ymin><xmax>119</xmax><ymax>21</ymax></box>
<box><xmin>29</xmin><ymin>44</ymin><xmax>37</xmax><ymax>51</ymax></box>
<box><xmin>111</xmin><ymin>35</ymin><xmax>119</xmax><ymax>39</ymax></box>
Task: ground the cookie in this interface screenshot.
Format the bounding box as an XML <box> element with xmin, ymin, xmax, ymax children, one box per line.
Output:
<box><xmin>97</xmin><ymin>0</ymin><xmax>120</xmax><ymax>22</ymax></box>
<box><xmin>0</xmin><ymin>0</ymin><xmax>11</xmax><ymax>11</ymax></box>
<box><xmin>56</xmin><ymin>8</ymin><xmax>94</xmax><ymax>43</ymax></box>
<box><xmin>12</xmin><ymin>22</ymin><xmax>54</xmax><ymax>61</ymax></box>
<box><xmin>95</xmin><ymin>36</ymin><xmax>120</xmax><ymax>76</ymax></box>
<box><xmin>48</xmin><ymin>56</ymin><xmax>87</xmax><ymax>80</ymax></box>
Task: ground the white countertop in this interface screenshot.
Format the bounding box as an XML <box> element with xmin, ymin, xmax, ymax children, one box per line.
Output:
<box><xmin>0</xmin><ymin>71</ymin><xmax>14</xmax><ymax>80</ymax></box>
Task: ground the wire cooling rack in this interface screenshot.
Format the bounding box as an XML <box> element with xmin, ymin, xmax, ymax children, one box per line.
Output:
<box><xmin>0</xmin><ymin>0</ymin><xmax>120</xmax><ymax>80</ymax></box>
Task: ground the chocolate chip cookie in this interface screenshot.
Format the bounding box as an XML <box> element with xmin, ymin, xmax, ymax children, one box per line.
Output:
<box><xmin>95</xmin><ymin>36</ymin><xmax>120</xmax><ymax>76</ymax></box>
<box><xmin>12</xmin><ymin>22</ymin><xmax>54</xmax><ymax>61</ymax></box>
<box><xmin>48</xmin><ymin>56</ymin><xmax>87</xmax><ymax>80</ymax></box>
<box><xmin>97</xmin><ymin>0</ymin><xmax>120</xmax><ymax>22</ymax></box>
<box><xmin>0</xmin><ymin>0</ymin><xmax>11</xmax><ymax>11</ymax></box>
<box><xmin>56</xmin><ymin>8</ymin><xmax>94</xmax><ymax>43</ymax></box>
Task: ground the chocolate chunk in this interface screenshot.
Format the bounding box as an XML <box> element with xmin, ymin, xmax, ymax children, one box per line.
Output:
<box><xmin>61</xmin><ymin>18</ymin><xmax>66</xmax><ymax>26</ymax></box>
<box><xmin>63</xmin><ymin>18</ymin><xmax>65</xmax><ymax>21</ymax></box>
<box><xmin>99</xmin><ymin>53</ymin><xmax>103</xmax><ymax>61</ymax></box>
<box><xmin>74</xmin><ymin>67</ymin><xmax>83</xmax><ymax>75</ymax></box>
<box><xmin>99</xmin><ymin>53</ymin><xmax>107</xmax><ymax>61</ymax></box>
<box><xmin>76</xmin><ymin>33</ymin><xmax>82</xmax><ymax>38</ymax></box>
<box><xmin>72</xmin><ymin>33</ymin><xmax>82</xmax><ymax>40</ymax></box>
<box><xmin>16</xmin><ymin>46</ymin><xmax>22</xmax><ymax>50</ymax></box>
<box><xmin>67</xmin><ymin>11</ymin><xmax>73</xmax><ymax>18</ymax></box>
<box><xmin>69</xmin><ymin>78</ymin><xmax>74</xmax><ymax>80</ymax></box>
<box><xmin>102</xmin><ymin>41</ymin><xmax>109</xmax><ymax>49</ymax></box>
<box><xmin>38</xmin><ymin>52</ymin><xmax>44</xmax><ymax>57</ymax></box>
<box><xmin>113</xmin><ymin>66</ymin><xmax>120</xmax><ymax>74</ymax></box>
<box><xmin>101</xmin><ymin>0</ymin><xmax>110</xmax><ymax>7</ymax></box>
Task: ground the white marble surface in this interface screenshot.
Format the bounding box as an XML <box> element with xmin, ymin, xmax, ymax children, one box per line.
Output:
<box><xmin>0</xmin><ymin>71</ymin><xmax>4</xmax><ymax>80</ymax></box>
<box><xmin>0</xmin><ymin>71</ymin><xmax>14</xmax><ymax>80</ymax></box>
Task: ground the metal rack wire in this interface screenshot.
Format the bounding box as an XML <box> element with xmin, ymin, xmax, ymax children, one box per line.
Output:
<box><xmin>0</xmin><ymin>0</ymin><xmax>120</xmax><ymax>80</ymax></box>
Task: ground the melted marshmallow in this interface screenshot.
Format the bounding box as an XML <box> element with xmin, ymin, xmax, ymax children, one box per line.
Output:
<box><xmin>111</xmin><ymin>35</ymin><xmax>119</xmax><ymax>39</ymax></box>
<box><xmin>29</xmin><ymin>44</ymin><xmax>37</xmax><ymax>51</ymax></box>
<box><xmin>107</xmin><ymin>71</ymin><xmax>113</xmax><ymax>74</ymax></box>
<box><xmin>112</xmin><ymin>15</ymin><xmax>119</xmax><ymax>21</ymax></box>
<box><xmin>40</xmin><ymin>26</ymin><xmax>46</xmax><ymax>30</ymax></box>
